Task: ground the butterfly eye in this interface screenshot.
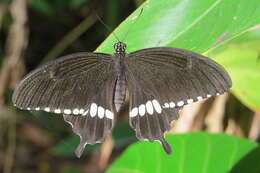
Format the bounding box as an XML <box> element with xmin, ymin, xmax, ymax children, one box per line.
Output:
<box><xmin>114</xmin><ymin>43</ymin><xmax>118</xmax><ymax>50</ymax></box>
<box><xmin>122</xmin><ymin>43</ymin><xmax>126</xmax><ymax>50</ymax></box>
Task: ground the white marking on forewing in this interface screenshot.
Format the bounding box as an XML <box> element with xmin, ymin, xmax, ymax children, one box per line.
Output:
<box><xmin>90</xmin><ymin>103</ymin><xmax>98</xmax><ymax>117</ymax></box>
<box><xmin>197</xmin><ymin>96</ymin><xmax>203</xmax><ymax>100</ymax></box>
<box><xmin>163</xmin><ymin>103</ymin><xmax>170</xmax><ymax>108</ymax></box>
<box><xmin>169</xmin><ymin>102</ymin><xmax>175</xmax><ymax>108</ymax></box>
<box><xmin>130</xmin><ymin>107</ymin><xmax>138</xmax><ymax>117</ymax></box>
<box><xmin>207</xmin><ymin>94</ymin><xmax>211</xmax><ymax>98</ymax></box>
<box><xmin>105</xmin><ymin>109</ymin><xmax>114</xmax><ymax>119</ymax></box>
<box><xmin>73</xmin><ymin>108</ymin><xmax>80</xmax><ymax>115</ymax></box>
<box><xmin>146</xmin><ymin>101</ymin><xmax>154</xmax><ymax>115</ymax></box>
<box><xmin>177</xmin><ymin>101</ymin><xmax>184</xmax><ymax>107</ymax></box>
<box><xmin>27</xmin><ymin>107</ymin><xmax>31</xmax><ymax>110</ymax></box>
<box><xmin>139</xmin><ymin>104</ymin><xmax>146</xmax><ymax>116</ymax></box>
<box><xmin>54</xmin><ymin>109</ymin><xmax>61</xmax><ymax>113</ymax></box>
<box><xmin>35</xmin><ymin>107</ymin><xmax>40</xmax><ymax>111</ymax></box>
<box><xmin>98</xmin><ymin>106</ymin><xmax>105</xmax><ymax>119</ymax></box>
<box><xmin>187</xmin><ymin>99</ymin><xmax>194</xmax><ymax>104</ymax></box>
<box><xmin>64</xmin><ymin>109</ymin><xmax>71</xmax><ymax>114</ymax></box>
<box><xmin>79</xmin><ymin>109</ymin><xmax>84</xmax><ymax>114</ymax></box>
<box><xmin>82</xmin><ymin>109</ymin><xmax>89</xmax><ymax>116</ymax></box>
<box><xmin>152</xmin><ymin>99</ymin><xmax>162</xmax><ymax>114</ymax></box>
<box><xmin>44</xmin><ymin>107</ymin><xmax>50</xmax><ymax>112</ymax></box>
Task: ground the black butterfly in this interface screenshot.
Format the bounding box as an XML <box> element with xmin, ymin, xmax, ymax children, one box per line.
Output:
<box><xmin>12</xmin><ymin>42</ymin><xmax>232</xmax><ymax>157</ymax></box>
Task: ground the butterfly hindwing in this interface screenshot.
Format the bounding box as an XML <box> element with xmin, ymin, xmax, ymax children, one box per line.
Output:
<box><xmin>127</xmin><ymin>82</ymin><xmax>180</xmax><ymax>153</ymax></box>
<box><xmin>124</xmin><ymin>47</ymin><xmax>232</xmax><ymax>152</ymax></box>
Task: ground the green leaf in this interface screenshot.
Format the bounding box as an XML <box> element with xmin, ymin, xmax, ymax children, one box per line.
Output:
<box><xmin>97</xmin><ymin>0</ymin><xmax>260</xmax><ymax>54</ymax></box>
<box><xmin>107</xmin><ymin>133</ymin><xmax>260</xmax><ymax>173</ymax></box>
<box><xmin>208</xmin><ymin>28</ymin><xmax>260</xmax><ymax>110</ymax></box>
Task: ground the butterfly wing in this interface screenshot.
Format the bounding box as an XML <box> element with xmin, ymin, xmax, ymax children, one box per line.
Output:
<box><xmin>12</xmin><ymin>52</ymin><xmax>117</xmax><ymax>157</ymax></box>
<box><xmin>63</xmin><ymin>72</ymin><xmax>115</xmax><ymax>157</ymax></box>
<box><xmin>124</xmin><ymin>47</ymin><xmax>232</xmax><ymax>153</ymax></box>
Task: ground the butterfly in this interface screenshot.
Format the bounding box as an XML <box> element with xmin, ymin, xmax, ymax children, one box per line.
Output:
<box><xmin>12</xmin><ymin>41</ymin><xmax>232</xmax><ymax>157</ymax></box>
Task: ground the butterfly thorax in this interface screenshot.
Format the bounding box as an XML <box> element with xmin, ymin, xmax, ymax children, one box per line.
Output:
<box><xmin>113</xmin><ymin>42</ymin><xmax>127</xmax><ymax>112</ymax></box>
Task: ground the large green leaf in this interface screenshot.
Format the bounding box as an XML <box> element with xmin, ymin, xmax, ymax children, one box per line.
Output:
<box><xmin>96</xmin><ymin>0</ymin><xmax>260</xmax><ymax>110</ymax></box>
<box><xmin>107</xmin><ymin>133</ymin><xmax>260</xmax><ymax>173</ymax></box>
<box><xmin>208</xmin><ymin>28</ymin><xmax>260</xmax><ymax>110</ymax></box>
<box><xmin>97</xmin><ymin>0</ymin><xmax>260</xmax><ymax>54</ymax></box>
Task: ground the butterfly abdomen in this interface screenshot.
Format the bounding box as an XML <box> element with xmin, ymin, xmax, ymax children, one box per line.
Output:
<box><xmin>113</xmin><ymin>72</ymin><xmax>126</xmax><ymax>112</ymax></box>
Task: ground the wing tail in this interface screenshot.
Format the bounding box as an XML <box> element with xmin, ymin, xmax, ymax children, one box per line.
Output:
<box><xmin>63</xmin><ymin>114</ymin><xmax>113</xmax><ymax>158</ymax></box>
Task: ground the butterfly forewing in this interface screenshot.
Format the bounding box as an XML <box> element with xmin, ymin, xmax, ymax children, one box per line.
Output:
<box><xmin>12</xmin><ymin>52</ymin><xmax>115</xmax><ymax>113</ymax></box>
<box><xmin>12</xmin><ymin>52</ymin><xmax>117</xmax><ymax>158</ymax></box>
<box><xmin>124</xmin><ymin>47</ymin><xmax>232</xmax><ymax>152</ymax></box>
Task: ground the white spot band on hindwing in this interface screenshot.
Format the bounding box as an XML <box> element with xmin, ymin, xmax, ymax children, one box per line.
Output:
<box><xmin>129</xmin><ymin>92</ymin><xmax>223</xmax><ymax>117</ymax></box>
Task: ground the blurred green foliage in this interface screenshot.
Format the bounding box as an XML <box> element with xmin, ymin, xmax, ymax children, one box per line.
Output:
<box><xmin>30</xmin><ymin>0</ymin><xmax>89</xmax><ymax>15</ymax></box>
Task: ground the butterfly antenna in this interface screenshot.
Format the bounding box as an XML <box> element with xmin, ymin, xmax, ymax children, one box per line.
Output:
<box><xmin>122</xmin><ymin>8</ymin><xmax>144</xmax><ymax>42</ymax></box>
<box><xmin>93</xmin><ymin>11</ymin><xmax>121</xmax><ymax>42</ymax></box>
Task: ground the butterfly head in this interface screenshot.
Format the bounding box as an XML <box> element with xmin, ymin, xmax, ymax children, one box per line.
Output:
<box><xmin>114</xmin><ymin>42</ymin><xmax>126</xmax><ymax>54</ymax></box>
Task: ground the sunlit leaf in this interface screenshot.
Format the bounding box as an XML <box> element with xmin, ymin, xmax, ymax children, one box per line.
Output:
<box><xmin>208</xmin><ymin>28</ymin><xmax>260</xmax><ymax>110</ymax></box>
<box><xmin>96</xmin><ymin>0</ymin><xmax>260</xmax><ymax>110</ymax></box>
<box><xmin>107</xmin><ymin>133</ymin><xmax>260</xmax><ymax>173</ymax></box>
<box><xmin>97</xmin><ymin>0</ymin><xmax>260</xmax><ymax>54</ymax></box>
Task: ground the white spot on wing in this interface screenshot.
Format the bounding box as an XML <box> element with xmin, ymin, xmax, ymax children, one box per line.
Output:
<box><xmin>105</xmin><ymin>109</ymin><xmax>113</xmax><ymax>119</ymax></box>
<box><xmin>73</xmin><ymin>108</ymin><xmax>80</xmax><ymax>115</ymax></box>
<box><xmin>207</xmin><ymin>94</ymin><xmax>211</xmax><ymax>98</ymax></box>
<box><xmin>197</xmin><ymin>96</ymin><xmax>203</xmax><ymax>100</ymax></box>
<box><xmin>90</xmin><ymin>103</ymin><xmax>98</xmax><ymax>117</ymax></box>
<box><xmin>187</xmin><ymin>99</ymin><xmax>194</xmax><ymax>104</ymax></box>
<box><xmin>177</xmin><ymin>101</ymin><xmax>184</xmax><ymax>107</ymax></box>
<box><xmin>54</xmin><ymin>109</ymin><xmax>61</xmax><ymax>113</ymax></box>
<box><xmin>169</xmin><ymin>102</ymin><xmax>175</xmax><ymax>108</ymax></box>
<box><xmin>82</xmin><ymin>109</ymin><xmax>89</xmax><ymax>116</ymax></box>
<box><xmin>35</xmin><ymin>107</ymin><xmax>40</xmax><ymax>111</ymax></box>
<box><xmin>130</xmin><ymin>107</ymin><xmax>138</xmax><ymax>117</ymax></box>
<box><xmin>44</xmin><ymin>107</ymin><xmax>50</xmax><ymax>112</ymax></box>
<box><xmin>27</xmin><ymin>107</ymin><xmax>31</xmax><ymax>110</ymax></box>
<box><xmin>146</xmin><ymin>101</ymin><xmax>154</xmax><ymax>115</ymax></box>
<box><xmin>216</xmin><ymin>93</ymin><xmax>220</xmax><ymax>96</ymax></box>
<box><xmin>139</xmin><ymin>104</ymin><xmax>146</xmax><ymax>116</ymax></box>
<box><xmin>79</xmin><ymin>109</ymin><xmax>84</xmax><ymax>114</ymax></box>
<box><xmin>152</xmin><ymin>99</ymin><xmax>162</xmax><ymax>114</ymax></box>
<box><xmin>163</xmin><ymin>103</ymin><xmax>170</xmax><ymax>108</ymax></box>
<box><xmin>64</xmin><ymin>109</ymin><xmax>71</xmax><ymax>114</ymax></box>
<box><xmin>98</xmin><ymin>106</ymin><xmax>105</xmax><ymax>119</ymax></box>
